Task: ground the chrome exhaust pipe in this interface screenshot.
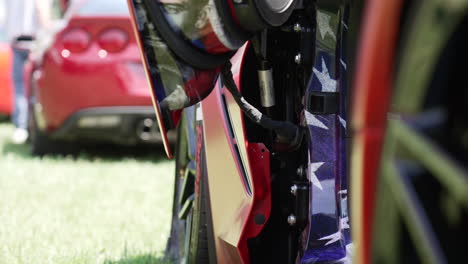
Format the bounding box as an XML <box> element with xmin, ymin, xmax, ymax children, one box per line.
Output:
<box><xmin>136</xmin><ymin>118</ymin><xmax>159</xmax><ymax>142</ymax></box>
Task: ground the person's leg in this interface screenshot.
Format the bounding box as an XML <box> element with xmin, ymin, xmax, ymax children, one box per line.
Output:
<box><xmin>11</xmin><ymin>47</ymin><xmax>30</xmax><ymax>143</ymax></box>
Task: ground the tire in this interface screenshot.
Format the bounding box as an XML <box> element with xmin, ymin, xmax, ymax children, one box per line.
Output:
<box><xmin>28</xmin><ymin>107</ymin><xmax>58</xmax><ymax>156</ymax></box>
<box><xmin>0</xmin><ymin>114</ymin><xmax>8</xmax><ymax>122</ymax></box>
<box><xmin>28</xmin><ymin>91</ymin><xmax>74</xmax><ymax>156</ymax></box>
<box><xmin>166</xmin><ymin>109</ymin><xmax>210</xmax><ymax>264</ymax></box>
<box><xmin>370</xmin><ymin>10</ymin><xmax>468</xmax><ymax>263</ymax></box>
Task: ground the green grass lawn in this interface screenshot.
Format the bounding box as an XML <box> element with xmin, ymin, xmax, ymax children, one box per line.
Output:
<box><xmin>0</xmin><ymin>123</ymin><xmax>175</xmax><ymax>264</ymax></box>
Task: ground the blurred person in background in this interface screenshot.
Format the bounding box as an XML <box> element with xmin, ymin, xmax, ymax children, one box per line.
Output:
<box><xmin>5</xmin><ymin>0</ymin><xmax>50</xmax><ymax>144</ymax></box>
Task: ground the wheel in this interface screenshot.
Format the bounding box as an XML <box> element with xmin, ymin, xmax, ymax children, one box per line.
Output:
<box><xmin>28</xmin><ymin>87</ymin><xmax>73</xmax><ymax>156</ymax></box>
<box><xmin>28</xmin><ymin>104</ymin><xmax>60</xmax><ymax>156</ymax></box>
<box><xmin>0</xmin><ymin>115</ymin><xmax>8</xmax><ymax>122</ymax></box>
<box><xmin>166</xmin><ymin>108</ymin><xmax>211</xmax><ymax>264</ymax></box>
<box><xmin>370</xmin><ymin>8</ymin><xmax>468</xmax><ymax>263</ymax></box>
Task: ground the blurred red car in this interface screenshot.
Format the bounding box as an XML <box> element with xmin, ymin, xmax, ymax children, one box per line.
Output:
<box><xmin>26</xmin><ymin>0</ymin><xmax>159</xmax><ymax>155</ymax></box>
<box><xmin>0</xmin><ymin>28</ymin><xmax>12</xmax><ymax>117</ymax></box>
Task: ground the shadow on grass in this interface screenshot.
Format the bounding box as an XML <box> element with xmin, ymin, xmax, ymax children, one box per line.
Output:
<box><xmin>75</xmin><ymin>143</ymin><xmax>168</xmax><ymax>163</ymax></box>
<box><xmin>1</xmin><ymin>141</ymin><xmax>31</xmax><ymax>159</ymax></box>
<box><xmin>0</xmin><ymin>115</ymin><xmax>10</xmax><ymax>123</ymax></box>
<box><xmin>104</xmin><ymin>254</ymin><xmax>172</xmax><ymax>264</ymax></box>
<box><xmin>1</xmin><ymin>141</ymin><xmax>168</xmax><ymax>163</ymax></box>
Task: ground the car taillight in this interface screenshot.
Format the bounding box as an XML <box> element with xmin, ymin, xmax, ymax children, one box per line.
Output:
<box><xmin>61</xmin><ymin>28</ymin><xmax>90</xmax><ymax>53</ymax></box>
<box><xmin>97</xmin><ymin>29</ymin><xmax>129</xmax><ymax>53</ymax></box>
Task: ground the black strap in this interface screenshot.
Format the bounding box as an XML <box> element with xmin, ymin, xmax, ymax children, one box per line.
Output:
<box><xmin>142</xmin><ymin>0</ymin><xmax>233</xmax><ymax>70</ymax></box>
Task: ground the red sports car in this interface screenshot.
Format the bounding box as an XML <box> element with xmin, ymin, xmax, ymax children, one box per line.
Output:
<box><xmin>26</xmin><ymin>0</ymin><xmax>160</xmax><ymax>155</ymax></box>
<box><xmin>0</xmin><ymin>29</ymin><xmax>12</xmax><ymax>117</ymax></box>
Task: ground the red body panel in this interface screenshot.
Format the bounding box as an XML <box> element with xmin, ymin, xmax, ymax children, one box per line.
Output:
<box><xmin>238</xmin><ymin>143</ymin><xmax>271</xmax><ymax>262</ymax></box>
<box><xmin>33</xmin><ymin>16</ymin><xmax>152</xmax><ymax>132</ymax></box>
<box><xmin>0</xmin><ymin>43</ymin><xmax>12</xmax><ymax>115</ymax></box>
<box><xmin>350</xmin><ymin>1</ymin><xmax>404</xmax><ymax>263</ymax></box>
<box><xmin>201</xmin><ymin>45</ymin><xmax>271</xmax><ymax>263</ymax></box>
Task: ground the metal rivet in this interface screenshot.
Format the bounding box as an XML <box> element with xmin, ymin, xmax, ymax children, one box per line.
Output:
<box><xmin>254</xmin><ymin>214</ymin><xmax>266</xmax><ymax>225</ymax></box>
<box><xmin>296</xmin><ymin>166</ymin><xmax>305</xmax><ymax>176</ymax></box>
<box><xmin>294</xmin><ymin>53</ymin><xmax>302</xmax><ymax>64</ymax></box>
<box><xmin>287</xmin><ymin>214</ymin><xmax>297</xmax><ymax>226</ymax></box>
<box><xmin>290</xmin><ymin>185</ymin><xmax>298</xmax><ymax>196</ymax></box>
<box><xmin>293</xmin><ymin>23</ymin><xmax>302</xmax><ymax>32</ymax></box>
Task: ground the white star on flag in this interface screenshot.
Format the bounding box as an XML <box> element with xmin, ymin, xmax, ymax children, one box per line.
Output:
<box><xmin>309</xmin><ymin>162</ymin><xmax>324</xmax><ymax>190</ymax></box>
<box><xmin>317</xmin><ymin>11</ymin><xmax>336</xmax><ymax>40</ymax></box>
<box><xmin>346</xmin><ymin>243</ymin><xmax>353</xmax><ymax>255</ymax></box>
<box><xmin>340</xmin><ymin>217</ymin><xmax>350</xmax><ymax>230</ymax></box>
<box><xmin>313</xmin><ymin>58</ymin><xmax>337</xmax><ymax>93</ymax></box>
<box><xmin>337</xmin><ymin>243</ymin><xmax>353</xmax><ymax>264</ymax></box>
<box><xmin>318</xmin><ymin>231</ymin><xmax>342</xmax><ymax>246</ymax></box>
<box><xmin>340</xmin><ymin>59</ymin><xmax>347</xmax><ymax>70</ymax></box>
<box><xmin>339</xmin><ymin>115</ymin><xmax>347</xmax><ymax>129</ymax></box>
<box><xmin>305</xmin><ymin>111</ymin><xmax>328</xmax><ymax>130</ymax></box>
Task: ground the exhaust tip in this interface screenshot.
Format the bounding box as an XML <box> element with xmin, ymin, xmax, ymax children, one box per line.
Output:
<box><xmin>136</xmin><ymin>118</ymin><xmax>160</xmax><ymax>142</ymax></box>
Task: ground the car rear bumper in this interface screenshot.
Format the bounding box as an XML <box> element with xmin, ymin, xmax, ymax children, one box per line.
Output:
<box><xmin>51</xmin><ymin>106</ymin><xmax>175</xmax><ymax>145</ymax></box>
<box><xmin>36</xmin><ymin>53</ymin><xmax>153</xmax><ymax>130</ymax></box>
